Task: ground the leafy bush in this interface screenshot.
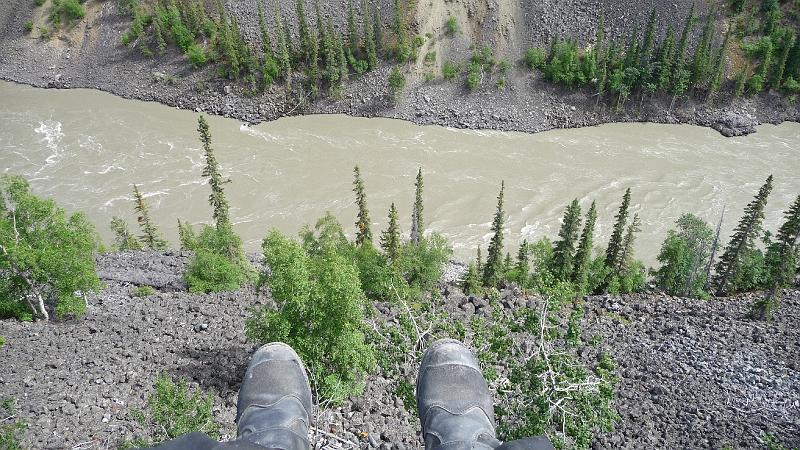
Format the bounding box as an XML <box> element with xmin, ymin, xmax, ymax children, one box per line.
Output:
<box><xmin>525</xmin><ymin>48</ymin><xmax>547</xmax><ymax>70</ymax></box>
<box><xmin>35</xmin><ymin>0</ymin><xmax>45</xmax><ymax>6</ymax></box>
<box><xmin>442</xmin><ymin>60</ymin><xmax>459</xmax><ymax>80</ymax></box>
<box><xmin>127</xmin><ymin>374</ymin><xmax>220</xmax><ymax>447</ymax></box>
<box><xmin>0</xmin><ymin>398</ymin><xmax>26</xmax><ymax>450</ymax></box>
<box><xmin>652</xmin><ymin>214</ymin><xmax>714</xmax><ymax>298</ymax></box>
<box><xmin>0</xmin><ymin>176</ymin><xmax>99</xmax><ymax>321</ymax></box>
<box><xmin>445</xmin><ymin>16</ymin><xmax>459</xmax><ymax>36</ymax></box>
<box><xmin>187</xmin><ymin>44</ymin><xmax>207</xmax><ymax>67</ymax></box>
<box><xmin>0</xmin><ymin>336</ymin><xmax>4</xmax><ymax>348</ymax></box>
<box><xmin>23</xmin><ymin>20</ymin><xmax>33</xmax><ymax>33</ymax></box>
<box><xmin>388</xmin><ymin>67</ymin><xmax>406</xmax><ymax>99</ymax></box>
<box><xmin>133</xmin><ymin>285</ymin><xmax>156</xmax><ymax>297</ymax></box>
<box><xmin>396</xmin><ymin>234</ymin><xmax>452</xmax><ymax>293</ymax></box>
<box><xmin>183</xmin><ymin>224</ymin><xmax>253</xmax><ymax>294</ymax></box>
<box><xmin>49</xmin><ymin>0</ymin><xmax>85</xmax><ymax>28</ymax></box>
<box><xmin>607</xmin><ymin>261</ymin><xmax>646</xmax><ymax>294</ymax></box>
<box><xmin>466</xmin><ymin>62</ymin><xmax>482</xmax><ymax>90</ymax></box>
<box><xmin>246</xmin><ymin>230</ymin><xmax>375</xmax><ymax>403</ymax></box>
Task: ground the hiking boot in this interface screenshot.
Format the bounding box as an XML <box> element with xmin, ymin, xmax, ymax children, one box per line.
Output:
<box><xmin>236</xmin><ymin>343</ymin><xmax>312</xmax><ymax>450</ymax></box>
<box><xmin>416</xmin><ymin>339</ymin><xmax>501</xmax><ymax>450</ymax></box>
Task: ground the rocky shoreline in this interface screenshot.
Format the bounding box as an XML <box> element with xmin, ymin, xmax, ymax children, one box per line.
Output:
<box><xmin>1</xmin><ymin>251</ymin><xmax>798</xmax><ymax>449</ymax></box>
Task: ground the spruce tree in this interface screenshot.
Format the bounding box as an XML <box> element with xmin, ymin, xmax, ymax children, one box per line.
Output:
<box><xmin>483</xmin><ymin>181</ymin><xmax>506</xmax><ymax>287</ymax></box>
<box><xmin>690</xmin><ymin>9</ymin><xmax>716</xmax><ymax>87</ymax></box>
<box><xmin>324</xmin><ymin>18</ymin><xmax>340</xmax><ymax>85</ymax></box>
<box><xmin>177</xmin><ymin>218</ymin><xmax>197</xmax><ymax>250</ymax></box>
<box><xmin>572</xmin><ymin>201</ymin><xmax>597</xmax><ymax>291</ymax></box>
<box><xmin>363</xmin><ymin>0</ymin><xmax>377</xmax><ymax>70</ymax></box>
<box><xmin>307</xmin><ymin>21</ymin><xmax>320</xmax><ymax>96</ymax></box>
<box><xmin>617</xmin><ymin>213</ymin><xmax>642</xmax><ymax>275</ymax></box>
<box><xmin>553</xmin><ymin>199</ymin><xmax>582</xmax><ymax>281</ymax></box>
<box><xmin>516</xmin><ymin>240</ymin><xmax>530</xmax><ymax>280</ymax></box>
<box><xmin>410</xmin><ymin>168</ymin><xmax>424</xmax><ymax>245</ymax></box>
<box><xmin>773</xmin><ymin>30</ymin><xmax>796</xmax><ymax>89</ymax></box>
<box><xmin>132</xmin><ymin>184</ymin><xmax>168</xmax><ymax>250</ymax></box>
<box><xmin>197</xmin><ymin>116</ymin><xmax>231</xmax><ymax>229</ymax></box>
<box><xmin>353</xmin><ymin>165</ymin><xmax>372</xmax><ymax>246</ymax></box>
<box><xmin>605</xmin><ymin>188</ymin><xmax>632</xmax><ymax>274</ymax></box>
<box><xmin>258</xmin><ymin>3</ymin><xmax>279</xmax><ymax>85</ymax></box>
<box><xmin>594</xmin><ymin>13</ymin><xmax>605</xmax><ymax>66</ymax></box>
<box><xmin>110</xmin><ymin>216</ymin><xmax>143</xmax><ymax>251</ymax></box>
<box><xmin>703</xmin><ymin>205</ymin><xmax>725</xmax><ymax>293</ymax></box>
<box><xmin>335</xmin><ymin>30</ymin><xmax>349</xmax><ymax>82</ymax></box>
<box><xmin>640</xmin><ymin>8</ymin><xmax>657</xmax><ymax>64</ymax></box>
<box><xmin>394</xmin><ymin>0</ymin><xmax>408</xmax><ymax>62</ymax></box>
<box><xmin>708</xmin><ymin>26</ymin><xmax>731</xmax><ymax>99</ymax></box>
<box><xmin>673</xmin><ymin>5</ymin><xmax>695</xmax><ymax>83</ymax></box>
<box><xmin>373</xmin><ymin>3</ymin><xmax>384</xmax><ymax>56</ymax></box>
<box><xmin>348</xmin><ymin>0</ymin><xmax>359</xmax><ymax>56</ymax></box>
<box><xmin>713</xmin><ymin>175</ymin><xmax>773</xmax><ymax>296</ymax></box>
<box><xmin>296</xmin><ymin>0</ymin><xmax>310</xmax><ymax>64</ymax></box>
<box><xmin>381</xmin><ymin>203</ymin><xmax>400</xmax><ymax>265</ymax></box>
<box><xmin>274</xmin><ymin>5</ymin><xmax>292</xmax><ymax>79</ymax></box>
<box><xmin>622</xmin><ymin>26</ymin><xmax>641</xmax><ymax>71</ymax></box>
<box><xmin>753</xmin><ymin>194</ymin><xmax>800</xmax><ymax>320</ymax></box>
<box><xmin>657</xmin><ymin>26</ymin><xmax>676</xmax><ymax>91</ymax></box>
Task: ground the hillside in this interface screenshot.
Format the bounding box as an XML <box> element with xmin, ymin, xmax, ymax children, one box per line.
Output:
<box><xmin>0</xmin><ymin>0</ymin><xmax>798</xmax><ymax>135</ymax></box>
<box><xmin>0</xmin><ymin>251</ymin><xmax>798</xmax><ymax>449</ymax></box>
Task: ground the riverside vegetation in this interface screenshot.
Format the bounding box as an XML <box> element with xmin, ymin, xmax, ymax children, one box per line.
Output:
<box><xmin>1</xmin><ymin>119</ymin><xmax>799</xmax><ymax>449</ymax></box>
<box><xmin>22</xmin><ymin>0</ymin><xmax>800</xmax><ymax>107</ymax></box>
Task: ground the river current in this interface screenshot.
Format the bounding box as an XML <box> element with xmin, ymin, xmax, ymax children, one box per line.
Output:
<box><xmin>1</xmin><ymin>80</ymin><xmax>799</xmax><ymax>264</ymax></box>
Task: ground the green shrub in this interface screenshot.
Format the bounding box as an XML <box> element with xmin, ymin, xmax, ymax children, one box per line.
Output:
<box><xmin>34</xmin><ymin>0</ymin><xmax>45</xmax><ymax>6</ymax></box>
<box><xmin>246</xmin><ymin>230</ymin><xmax>375</xmax><ymax>404</ymax></box>
<box><xmin>23</xmin><ymin>20</ymin><xmax>33</xmax><ymax>33</ymax></box>
<box><xmin>466</xmin><ymin>62</ymin><xmax>481</xmax><ymax>90</ymax></box>
<box><xmin>0</xmin><ymin>398</ymin><xmax>26</xmax><ymax>450</ymax></box>
<box><xmin>39</xmin><ymin>26</ymin><xmax>50</xmax><ymax>39</ymax></box>
<box><xmin>187</xmin><ymin>44</ymin><xmax>207</xmax><ymax>67</ymax></box>
<box><xmin>134</xmin><ymin>285</ymin><xmax>157</xmax><ymax>297</ymax></box>
<box><xmin>445</xmin><ymin>16</ymin><xmax>459</xmax><ymax>36</ymax></box>
<box><xmin>652</xmin><ymin>214</ymin><xmax>714</xmax><ymax>298</ymax></box>
<box><xmin>442</xmin><ymin>60</ymin><xmax>459</xmax><ymax>80</ymax></box>
<box><xmin>128</xmin><ymin>374</ymin><xmax>220</xmax><ymax>447</ymax></box>
<box><xmin>424</xmin><ymin>51</ymin><xmax>436</xmax><ymax>64</ymax></box>
<box><xmin>525</xmin><ymin>48</ymin><xmax>546</xmax><ymax>70</ymax></box>
<box><xmin>0</xmin><ymin>176</ymin><xmax>99</xmax><ymax>321</ymax></box>
<box><xmin>185</xmin><ymin>247</ymin><xmax>248</xmax><ymax>293</ymax></box>
<box><xmin>396</xmin><ymin>234</ymin><xmax>452</xmax><ymax>292</ymax></box>
<box><xmin>0</xmin><ymin>336</ymin><xmax>4</xmax><ymax>348</ymax></box>
<box><xmin>388</xmin><ymin>67</ymin><xmax>406</xmax><ymax>99</ymax></box>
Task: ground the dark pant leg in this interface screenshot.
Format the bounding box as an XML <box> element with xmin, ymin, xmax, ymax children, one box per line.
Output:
<box><xmin>140</xmin><ymin>432</ymin><xmax>280</xmax><ymax>450</ymax></box>
<box><xmin>495</xmin><ymin>436</ymin><xmax>556</xmax><ymax>450</ymax></box>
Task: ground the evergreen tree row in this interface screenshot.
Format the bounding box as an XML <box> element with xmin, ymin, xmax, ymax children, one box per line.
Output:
<box><xmin>121</xmin><ymin>0</ymin><xmax>413</xmax><ymax>96</ymax></box>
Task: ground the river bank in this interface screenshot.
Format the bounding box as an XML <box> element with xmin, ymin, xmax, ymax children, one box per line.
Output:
<box><xmin>0</xmin><ymin>251</ymin><xmax>798</xmax><ymax>449</ymax></box>
<box><xmin>1</xmin><ymin>0</ymin><xmax>799</xmax><ymax>138</ymax></box>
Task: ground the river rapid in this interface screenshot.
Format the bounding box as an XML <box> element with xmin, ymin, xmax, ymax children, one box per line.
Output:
<box><xmin>1</xmin><ymin>80</ymin><xmax>799</xmax><ymax>264</ymax></box>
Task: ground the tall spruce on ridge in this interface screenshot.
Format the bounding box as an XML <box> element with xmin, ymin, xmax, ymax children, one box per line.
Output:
<box><xmin>572</xmin><ymin>201</ymin><xmax>597</xmax><ymax>290</ymax></box>
<box><xmin>690</xmin><ymin>9</ymin><xmax>716</xmax><ymax>86</ymax></box>
<box><xmin>410</xmin><ymin>168</ymin><xmax>424</xmax><ymax>245</ymax></box>
<box><xmin>373</xmin><ymin>3</ymin><xmax>384</xmax><ymax>55</ymax></box>
<box><xmin>753</xmin><ymin>194</ymin><xmax>800</xmax><ymax>320</ymax></box>
<box><xmin>197</xmin><ymin>116</ymin><xmax>231</xmax><ymax>229</ymax></box>
<box><xmin>353</xmin><ymin>165</ymin><xmax>372</xmax><ymax>246</ymax></box>
<box><xmin>381</xmin><ymin>203</ymin><xmax>400</xmax><ymax>265</ymax></box>
<box><xmin>347</xmin><ymin>0</ymin><xmax>358</xmax><ymax>56</ymax></box>
<box><xmin>713</xmin><ymin>175</ymin><xmax>773</xmax><ymax>296</ymax></box>
<box><xmin>553</xmin><ymin>199</ymin><xmax>583</xmax><ymax>280</ymax></box>
<box><xmin>656</xmin><ymin>26</ymin><xmax>676</xmax><ymax>90</ymax></box>
<box><xmin>605</xmin><ymin>188</ymin><xmax>632</xmax><ymax>274</ymax></box>
<box><xmin>483</xmin><ymin>181</ymin><xmax>506</xmax><ymax>287</ymax></box>
<box><xmin>274</xmin><ymin>4</ymin><xmax>292</xmax><ymax>80</ymax></box>
<box><xmin>296</xmin><ymin>0</ymin><xmax>311</xmax><ymax>64</ymax></box>
<box><xmin>640</xmin><ymin>8</ymin><xmax>657</xmax><ymax>64</ymax></box>
<box><xmin>708</xmin><ymin>26</ymin><xmax>731</xmax><ymax>99</ymax></box>
<box><xmin>258</xmin><ymin>3</ymin><xmax>278</xmax><ymax>85</ymax></box>
<box><xmin>617</xmin><ymin>213</ymin><xmax>642</xmax><ymax>275</ymax></box>
<box><xmin>363</xmin><ymin>0</ymin><xmax>377</xmax><ymax>69</ymax></box>
<box><xmin>673</xmin><ymin>4</ymin><xmax>695</xmax><ymax>82</ymax></box>
<box><xmin>132</xmin><ymin>184</ymin><xmax>168</xmax><ymax>250</ymax></box>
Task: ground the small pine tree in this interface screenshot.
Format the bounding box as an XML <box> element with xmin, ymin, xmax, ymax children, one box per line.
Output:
<box><xmin>393</xmin><ymin>0</ymin><xmax>409</xmax><ymax>62</ymax></box>
<box><xmin>753</xmin><ymin>194</ymin><xmax>800</xmax><ymax>320</ymax></box>
<box><xmin>516</xmin><ymin>240</ymin><xmax>530</xmax><ymax>280</ymax></box>
<box><xmin>373</xmin><ymin>3</ymin><xmax>384</xmax><ymax>56</ymax></box>
<box><xmin>296</xmin><ymin>0</ymin><xmax>311</xmax><ymax>64</ymax></box>
<box><xmin>673</xmin><ymin>5</ymin><xmax>695</xmax><ymax>83</ymax></box>
<box><xmin>773</xmin><ymin>30</ymin><xmax>796</xmax><ymax>89</ymax></box>
<box><xmin>177</xmin><ymin>218</ymin><xmax>197</xmax><ymax>250</ymax></box>
<box><xmin>335</xmin><ymin>30</ymin><xmax>349</xmax><ymax>83</ymax></box>
<box><xmin>483</xmin><ymin>181</ymin><xmax>506</xmax><ymax>287</ymax></box>
<box><xmin>572</xmin><ymin>201</ymin><xmax>597</xmax><ymax>292</ymax></box>
<box><xmin>640</xmin><ymin>8</ymin><xmax>657</xmax><ymax>64</ymax></box>
<box><xmin>363</xmin><ymin>0</ymin><xmax>377</xmax><ymax>70</ymax></box>
<box><xmin>274</xmin><ymin>5</ymin><xmax>292</xmax><ymax>80</ymax></box>
<box><xmin>713</xmin><ymin>175</ymin><xmax>773</xmax><ymax>296</ymax></box>
<box><xmin>617</xmin><ymin>213</ymin><xmax>642</xmax><ymax>275</ymax></box>
<box><xmin>324</xmin><ymin>18</ymin><xmax>340</xmax><ymax>85</ymax></box>
<box><xmin>132</xmin><ymin>184</ymin><xmax>168</xmax><ymax>250</ymax></box>
<box><xmin>553</xmin><ymin>199</ymin><xmax>582</xmax><ymax>281</ymax></box>
<box><xmin>110</xmin><ymin>216</ymin><xmax>143</xmax><ymax>251</ymax></box>
<box><xmin>656</xmin><ymin>26</ymin><xmax>676</xmax><ymax>91</ymax></box>
<box><xmin>347</xmin><ymin>0</ymin><xmax>359</xmax><ymax>56</ymax></box>
<box><xmin>380</xmin><ymin>203</ymin><xmax>400</xmax><ymax>265</ymax></box>
<box><xmin>708</xmin><ymin>27</ymin><xmax>731</xmax><ymax>100</ymax></box>
<box><xmin>690</xmin><ymin>9</ymin><xmax>716</xmax><ymax>87</ymax></box>
<box><xmin>258</xmin><ymin>3</ymin><xmax>279</xmax><ymax>86</ymax></box>
<box><xmin>307</xmin><ymin>26</ymin><xmax>320</xmax><ymax>97</ymax></box>
<box><xmin>605</xmin><ymin>188</ymin><xmax>632</xmax><ymax>275</ymax></box>
<box><xmin>197</xmin><ymin>116</ymin><xmax>231</xmax><ymax>229</ymax></box>
<box><xmin>410</xmin><ymin>168</ymin><xmax>424</xmax><ymax>245</ymax></box>
<box><xmin>353</xmin><ymin>165</ymin><xmax>372</xmax><ymax>246</ymax></box>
